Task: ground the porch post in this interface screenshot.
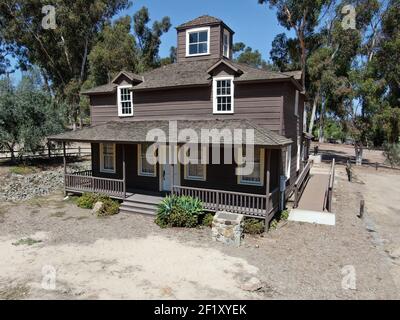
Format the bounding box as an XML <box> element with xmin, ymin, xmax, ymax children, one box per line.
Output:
<box><xmin>122</xmin><ymin>144</ymin><xmax>126</xmax><ymax>199</ymax></box>
<box><xmin>63</xmin><ymin>141</ymin><xmax>67</xmax><ymax>196</ymax></box>
<box><xmin>265</xmin><ymin>149</ymin><xmax>271</xmax><ymax>232</ymax></box>
<box><xmin>170</xmin><ymin>144</ymin><xmax>174</xmax><ymax>195</ymax></box>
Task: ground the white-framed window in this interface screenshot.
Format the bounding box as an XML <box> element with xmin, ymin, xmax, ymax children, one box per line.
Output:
<box><xmin>117</xmin><ymin>85</ymin><xmax>133</xmax><ymax>117</ymax></box>
<box><xmin>294</xmin><ymin>90</ymin><xmax>299</xmax><ymax>117</ymax></box>
<box><xmin>138</xmin><ymin>143</ymin><xmax>156</xmax><ymax>177</ymax></box>
<box><xmin>184</xmin><ymin>146</ymin><xmax>207</xmax><ymax>181</ymax></box>
<box><xmin>213</xmin><ymin>76</ymin><xmax>234</xmax><ymax>114</ymax></box>
<box><xmin>186</xmin><ymin>27</ymin><xmax>210</xmax><ymax>57</ymax></box>
<box><xmin>284</xmin><ymin>145</ymin><xmax>292</xmax><ymax>180</ymax></box>
<box><xmin>238</xmin><ymin>146</ymin><xmax>265</xmax><ymax>186</ymax></box>
<box><xmin>100</xmin><ymin>143</ymin><xmax>116</xmax><ymax>173</ymax></box>
<box><xmin>223</xmin><ymin>29</ymin><xmax>230</xmax><ymax>57</ymax></box>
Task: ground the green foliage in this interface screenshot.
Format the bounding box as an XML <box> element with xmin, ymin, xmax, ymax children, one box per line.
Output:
<box><xmin>168</xmin><ymin>207</ymin><xmax>198</xmax><ymax>228</ymax></box>
<box><xmin>96</xmin><ymin>198</ymin><xmax>120</xmax><ymax>217</ymax></box>
<box><xmin>0</xmin><ymin>71</ymin><xmax>64</xmax><ymax>159</ymax></box>
<box><xmin>9</xmin><ymin>165</ymin><xmax>36</xmax><ymax>175</ymax></box>
<box><xmin>12</xmin><ymin>238</ymin><xmax>42</xmax><ymax>246</ymax></box>
<box><xmin>201</xmin><ymin>213</ymin><xmax>215</xmax><ymax>228</ymax></box>
<box><xmin>233</xmin><ymin>43</ymin><xmax>274</xmax><ymax>70</ymax></box>
<box><xmin>76</xmin><ymin>192</ymin><xmax>99</xmax><ymax>209</ymax></box>
<box><xmin>155</xmin><ymin>195</ymin><xmax>204</xmax><ymax>228</ymax></box>
<box><xmin>243</xmin><ymin>218</ymin><xmax>265</xmax><ymax>234</ymax></box>
<box><xmin>383</xmin><ymin>143</ymin><xmax>400</xmax><ymax>168</ymax></box>
<box><xmin>76</xmin><ymin>192</ymin><xmax>119</xmax><ymax>216</ymax></box>
<box><xmin>269</xmin><ymin>209</ymin><xmax>290</xmax><ymax>230</ymax></box>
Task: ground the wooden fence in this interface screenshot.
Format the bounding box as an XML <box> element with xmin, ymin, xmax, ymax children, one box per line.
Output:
<box><xmin>0</xmin><ymin>146</ymin><xmax>91</xmax><ymax>161</ymax></box>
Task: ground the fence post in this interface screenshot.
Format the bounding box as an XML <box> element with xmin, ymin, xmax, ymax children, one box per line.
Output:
<box><xmin>48</xmin><ymin>142</ymin><xmax>51</xmax><ymax>159</ymax></box>
<box><xmin>122</xmin><ymin>145</ymin><xmax>126</xmax><ymax>199</ymax></box>
<box><xmin>78</xmin><ymin>146</ymin><xmax>81</xmax><ymax>157</ymax></box>
<box><xmin>63</xmin><ymin>142</ymin><xmax>67</xmax><ymax>196</ymax></box>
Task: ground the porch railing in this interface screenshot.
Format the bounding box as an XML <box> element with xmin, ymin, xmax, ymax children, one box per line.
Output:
<box><xmin>173</xmin><ymin>185</ymin><xmax>279</xmax><ymax>218</ymax></box>
<box><xmin>65</xmin><ymin>170</ymin><xmax>125</xmax><ymax>199</ymax></box>
<box><xmin>293</xmin><ymin>160</ymin><xmax>312</xmax><ymax>208</ymax></box>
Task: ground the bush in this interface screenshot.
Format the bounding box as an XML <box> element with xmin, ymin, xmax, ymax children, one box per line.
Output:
<box><xmin>270</xmin><ymin>210</ymin><xmax>290</xmax><ymax>230</ymax></box>
<box><xmin>96</xmin><ymin>198</ymin><xmax>120</xmax><ymax>217</ymax></box>
<box><xmin>201</xmin><ymin>213</ymin><xmax>215</xmax><ymax>227</ymax></box>
<box><xmin>76</xmin><ymin>193</ymin><xmax>120</xmax><ymax>216</ymax></box>
<box><xmin>155</xmin><ymin>195</ymin><xmax>204</xmax><ymax>228</ymax></box>
<box><xmin>243</xmin><ymin>218</ymin><xmax>265</xmax><ymax>234</ymax></box>
<box><xmin>383</xmin><ymin>143</ymin><xmax>400</xmax><ymax>167</ymax></box>
<box><xmin>76</xmin><ymin>192</ymin><xmax>98</xmax><ymax>209</ymax></box>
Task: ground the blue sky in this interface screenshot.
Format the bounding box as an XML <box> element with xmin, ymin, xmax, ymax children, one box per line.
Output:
<box><xmin>10</xmin><ymin>0</ymin><xmax>294</xmax><ymax>83</ymax></box>
<box><xmin>122</xmin><ymin>0</ymin><xmax>293</xmax><ymax>59</ymax></box>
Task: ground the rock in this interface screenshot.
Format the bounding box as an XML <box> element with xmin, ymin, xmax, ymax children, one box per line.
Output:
<box><xmin>240</xmin><ymin>277</ymin><xmax>263</xmax><ymax>292</ymax></box>
<box><xmin>91</xmin><ymin>201</ymin><xmax>103</xmax><ymax>215</ymax></box>
<box><xmin>389</xmin><ymin>248</ymin><xmax>400</xmax><ymax>259</ymax></box>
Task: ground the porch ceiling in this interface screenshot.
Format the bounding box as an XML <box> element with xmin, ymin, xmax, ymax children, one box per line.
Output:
<box><xmin>48</xmin><ymin>119</ymin><xmax>292</xmax><ymax>147</ymax></box>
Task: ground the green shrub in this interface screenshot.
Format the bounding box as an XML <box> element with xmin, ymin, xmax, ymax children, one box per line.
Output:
<box><xmin>155</xmin><ymin>195</ymin><xmax>204</xmax><ymax>228</ymax></box>
<box><xmin>243</xmin><ymin>218</ymin><xmax>265</xmax><ymax>234</ymax></box>
<box><xmin>201</xmin><ymin>213</ymin><xmax>215</xmax><ymax>227</ymax></box>
<box><xmin>383</xmin><ymin>143</ymin><xmax>400</xmax><ymax>167</ymax></box>
<box><xmin>156</xmin><ymin>195</ymin><xmax>179</xmax><ymax>226</ymax></box>
<box><xmin>96</xmin><ymin>198</ymin><xmax>120</xmax><ymax>217</ymax></box>
<box><xmin>9</xmin><ymin>165</ymin><xmax>36</xmax><ymax>175</ymax></box>
<box><xmin>76</xmin><ymin>193</ymin><xmax>119</xmax><ymax>216</ymax></box>
<box><xmin>76</xmin><ymin>192</ymin><xmax>98</xmax><ymax>209</ymax></box>
<box><xmin>168</xmin><ymin>208</ymin><xmax>198</xmax><ymax>228</ymax></box>
<box><xmin>269</xmin><ymin>210</ymin><xmax>290</xmax><ymax>230</ymax></box>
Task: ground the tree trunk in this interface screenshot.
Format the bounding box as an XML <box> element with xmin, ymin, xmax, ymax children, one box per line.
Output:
<box><xmin>355</xmin><ymin>143</ymin><xmax>363</xmax><ymax>166</ymax></box>
<box><xmin>308</xmin><ymin>93</ymin><xmax>319</xmax><ymax>135</ymax></box>
<box><xmin>319</xmin><ymin>97</ymin><xmax>325</xmax><ymax>143</ymax></box>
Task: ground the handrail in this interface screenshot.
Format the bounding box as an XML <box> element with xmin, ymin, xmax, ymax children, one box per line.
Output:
<box><xmin>293</xmin><ymin>160</ymin><xmax>312</xmax><ymax>208</ymax></box>
<box><xmin>324</xmin><ymin>158</ymin><xmax>335</xmax><ymax>212</ymax></box>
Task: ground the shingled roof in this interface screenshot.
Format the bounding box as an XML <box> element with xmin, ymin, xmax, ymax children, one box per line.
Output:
<box><xmin>176</xmin><ymin>15</ymin><xmax>222</xmax><ymax>29</ymax></box>
<box><xmin>48</xmin><ymin>119</ymin><xmax>292</xmax><ymax>146</ymax></box>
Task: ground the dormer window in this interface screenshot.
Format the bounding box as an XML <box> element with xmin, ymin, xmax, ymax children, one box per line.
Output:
<box><xmin>117</xmin><ymin>85</ymin><xmax>133</xmax><ymax>117</ymax></box>
<box><xmin>186</xmin><ymin>27</ymin><xmax>210</xmax><ymax>56</ymax></box>
<box><xmin>213</xmin><ymin>76</ymin><xmax>234</xmax><ymax>114</ymax></box>
<box><xmin>223</xmin><ymin>30</ymin><xmax>230</xmax><ymax>58</ymax></box>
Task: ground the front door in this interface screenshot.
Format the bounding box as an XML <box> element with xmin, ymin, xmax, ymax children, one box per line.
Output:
<box><xmin>161</xmin><ymin>147</ymin><xmax>179</xmax><ymax>192</ymax></box>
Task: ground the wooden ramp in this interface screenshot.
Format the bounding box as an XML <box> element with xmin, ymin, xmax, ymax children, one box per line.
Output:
<box><xmin>297</xmin><ymin>174</ymin><xmax>330</xmax><ymax>212</ymax></box>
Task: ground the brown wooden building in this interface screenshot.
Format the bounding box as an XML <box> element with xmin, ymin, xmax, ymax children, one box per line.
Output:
<box><xmin>49</xmin><ymin>15</ymin><xmax>309</xmax><ymax>227</ymax></box>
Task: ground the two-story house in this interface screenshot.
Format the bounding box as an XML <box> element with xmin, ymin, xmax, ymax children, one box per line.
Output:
<box><xmin>49</xmin><ymin>15</ymin><xmax>307</xmax><ymax>228</ymax></box>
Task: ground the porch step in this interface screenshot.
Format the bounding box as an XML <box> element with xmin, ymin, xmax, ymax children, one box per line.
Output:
<box><xmin>119</xmin><ymin>194</ymin><xmax>162</xmax><ymax>216</ymax></box>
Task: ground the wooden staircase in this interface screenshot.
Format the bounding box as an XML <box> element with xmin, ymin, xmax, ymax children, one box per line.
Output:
<box><xmin>119</xmin><ymin>194</ymin><xmax>162</xmax><ymax>216</ymax></box>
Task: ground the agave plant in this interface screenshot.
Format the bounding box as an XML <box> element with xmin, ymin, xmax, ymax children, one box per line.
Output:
<box><xmin>156</xmin><ymin>195</ymin><xmax>179</xmax><ymax>221</ymax></box>
<box><xmin>177</xmin><ymin>196</ymin><xmax>204</xmax><ymax>215</ymax></box>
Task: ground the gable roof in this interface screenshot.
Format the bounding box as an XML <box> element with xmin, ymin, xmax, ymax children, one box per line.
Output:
<box><xmin>176</xmin><ymin>15</ymin><xmax>235</xmax><ymax>34</ymax></box>
<box><xmin>207</xmin><ymin>59</ymin><xmax>243</xmax><ymax>75</ymax></box>
<box><xmin>81</xmin><ymin>60</ymin><xmax>302</xmax><ymax>94</ymax></box>
<box><xmin>177</xmin><ymin>15</ymin><xmax>221</xmax><ymax>29</ymax></box>
<box><xmin>48</xmin><ymin>119</ymin><xmax>292</xmax><ymax>146</ymax></box>
<box><xmin>111</xmin><ymin>70</ymin><xmax>143</xmax><ymax>84</ymax></box>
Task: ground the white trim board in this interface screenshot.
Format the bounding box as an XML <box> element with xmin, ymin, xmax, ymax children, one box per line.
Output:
<box><xmin>288</xmin><ymin>209</ymin><xmax>336</xmax><ymax>226</ymax></box>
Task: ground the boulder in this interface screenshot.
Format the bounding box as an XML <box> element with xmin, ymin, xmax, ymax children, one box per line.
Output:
<box><xmin>240</xmin><ymin>277</ymin><xmax>263</xmax><ymax>292</ymax></box>
<box><xmin>91</xmin><ymin>201</ymin><xmax>103</xmax><ymax>215</ymax></box>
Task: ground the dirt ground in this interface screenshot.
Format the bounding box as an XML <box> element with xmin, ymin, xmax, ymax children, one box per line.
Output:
<box><xmin>0</xmin><ymin>143</ymin><xmax>399</xmax><ymax>299</ymax></box>
<box><xmin>0</xmin><ymin>167</ymin><xmax>399</xmax><ymax>299</ymax></box>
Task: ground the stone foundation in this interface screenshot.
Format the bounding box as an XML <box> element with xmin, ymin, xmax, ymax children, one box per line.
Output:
<box><xmin>212</xmin><ymin>211</ymin><xmax>244</xmax><ymax>247</ymax></box>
